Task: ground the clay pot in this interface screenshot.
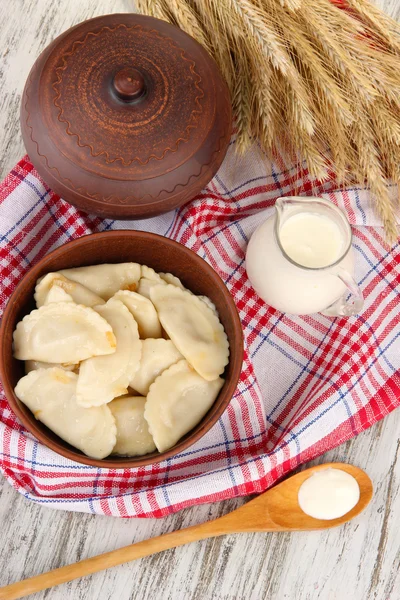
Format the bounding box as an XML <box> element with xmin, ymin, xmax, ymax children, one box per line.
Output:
<box><xmin>20</xmin><ymin>14</ymin><xmax>232</xmax><ymax>219</ymax></box>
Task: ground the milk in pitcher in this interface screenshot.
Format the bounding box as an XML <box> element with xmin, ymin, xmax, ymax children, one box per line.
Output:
<box><xmin>245</xmin><ymin>197</ymin><xmax>363</xmax><ymax>316</ymax></box>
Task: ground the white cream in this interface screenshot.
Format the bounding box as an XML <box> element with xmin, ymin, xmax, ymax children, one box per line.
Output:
<box><xmin>280</xmin><ymin>212</ymin><xmax>344</xmax><ymax>269</ymax></box>
<box><xmin>298</xmin><ymin>468</ymin><xmax>360</xmax><ymax>520</ymax></box>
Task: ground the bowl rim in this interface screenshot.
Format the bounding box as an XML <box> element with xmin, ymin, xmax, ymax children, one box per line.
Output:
<box><xmin>0</xmin><ymin>230</ymin><xmax>244</xmax><ymax>469</ymax></box>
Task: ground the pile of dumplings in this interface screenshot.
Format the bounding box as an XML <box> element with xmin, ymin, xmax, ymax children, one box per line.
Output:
<box><xmin>12</xmin><ymin>263</ymin><xmax>229</xmax><ymax>460</ymax></box>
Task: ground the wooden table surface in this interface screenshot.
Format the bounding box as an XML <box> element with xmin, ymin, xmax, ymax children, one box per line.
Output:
<box><xmin>0</xmin><ymin>1</ymin><xmax>399</xmax><ymax>599</ymax></box>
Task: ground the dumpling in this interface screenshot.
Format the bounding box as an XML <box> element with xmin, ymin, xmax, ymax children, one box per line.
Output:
<box><xmin>137</xmin><ymin>278</ymin><xmax>166</xmax><ymax>300</ymax></box>
<box><xmin>113</xmin><ymin>290</ymin><xmax>162</xmax><ymax>339</ymax></box>
<box><xmin>76</xmin><ymin>299</ymin><xmax>141</xmax><ymax>407</ymax></box>
<box><xmin>156</xmin><ymin>273</ymin><xmax>218</xmax><ymax>315</ymax></box>
<box><xmin>43</xmin><ymin>285</ymin><xmax>74</xmax><ymax>305</ymax></box>
<box><xmin>35</xmin><ymin>273</ymin><xmax>105</xmax><ymax>308</ymax></box>
<box><xmin>130</xmin><ymin>339</ymin><xmax>183</xmax><ymax>396</ymax></box>
<box><xmin>198</xmin><ymin>295</ymin><xmax>218</xmax><ymax>316</ymax></box>
<box><xmin>137</xmin><ymin>266</ymin><xmax>167</xmax><ymax>299</ymax></box>
<box><xmin>13</xmin><ymin>303</ymin><xmax>116</xmax><ymax>363</ymax></box>
<box><xmin>156</xmin><ymin>271</ymin><xmax>218</xmax><ymax>316</ymax></box>
<box><xmin>15</xmin><ymin>368</ymin><xmax>116</xmax><ymax>459</ymax></box>
<box><xmin>58</xmin><ymin>263</ymin><xmax>141</xmax><ymax>300</ymax></box>
<box><xmin>150</xmin><ymin>285</ymin><xmax>229</xmax><ymax>381</ymax></box>
<box><xmin>109</xmin><ymin>396</ymin><xmax>156</xmax><ymax>456</ymax></box>
<box><xmin>158</xmin><ymin>272</ymin><xmax>186</xmax><ymax>290</ymax></box>
<box><xmin>145</xmin><ymin>360</ymin><xmax>224</xmax><ymax>452</ymax></box>
<box><xmin>155</xmin><ymin>271</ymin><xmax>218</xmax><ymax>316</ymax></box>
<box><xmin>25</xmin><ymin>360</ymin><xmax>78</xmax><ymax>374</ymax></box>
<box><xmin>141</xmin><ymin>265</ymin><xmax>165</xmax><ymax>282</ymax></box>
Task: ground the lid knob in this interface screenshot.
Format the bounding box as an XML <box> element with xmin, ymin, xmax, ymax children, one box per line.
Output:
<box><xmin>112</xmin><ymin>68</ymin><xmax>145</xmax><ymax>102</ymax></box>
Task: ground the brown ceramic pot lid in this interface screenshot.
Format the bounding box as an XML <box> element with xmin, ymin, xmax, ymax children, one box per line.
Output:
<box><xmin>20</xmin><ymin>14</ymin><xmax>232</xmax><ymax>219</ymax></box>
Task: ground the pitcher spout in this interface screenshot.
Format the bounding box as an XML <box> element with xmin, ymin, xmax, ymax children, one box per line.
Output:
<box><xmin>274</xmin><ymin>197</ymin><xmax>286</xmax><ymax>230</ymax></box>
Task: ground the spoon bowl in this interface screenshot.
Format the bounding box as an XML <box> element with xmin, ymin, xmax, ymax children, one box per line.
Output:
<box><xmin>0</xmin><ymin>463</ymin><xmax>373</xmax><ymax>600</ymax></box>
<box><xmin>218</xmin><ymin>462</ymin><xmax>373</xmax><ymax>533</ymax></box>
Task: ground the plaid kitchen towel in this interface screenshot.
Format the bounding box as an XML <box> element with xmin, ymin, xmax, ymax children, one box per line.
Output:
<box><xmin>0</xmin><ymin>144</ymin><xmax>399</xmax><ymax>518</ymax></box>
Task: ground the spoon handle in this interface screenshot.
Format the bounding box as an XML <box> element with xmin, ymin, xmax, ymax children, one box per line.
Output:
<box><xmin>0</xmin><ymin>518</ymin><xmax>233</xmax><ymax>600</ymax></box>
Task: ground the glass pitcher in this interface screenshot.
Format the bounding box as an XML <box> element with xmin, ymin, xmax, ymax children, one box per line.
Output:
<box><xmin>245</xmin><ymin>197</ymin><xmax>363</xmax><ymax>316</ymax></box>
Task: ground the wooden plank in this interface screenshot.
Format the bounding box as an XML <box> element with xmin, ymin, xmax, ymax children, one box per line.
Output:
<box><xmin>0</xmin><ymin>409</ymin><xmax>398</xmax><ymax>600</ymax></box>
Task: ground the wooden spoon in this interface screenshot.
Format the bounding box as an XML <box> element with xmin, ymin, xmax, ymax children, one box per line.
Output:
<box><xmin>0</xmin><ymin>462</ymin><xmax>372</xmax><ymax>600</ymax></box>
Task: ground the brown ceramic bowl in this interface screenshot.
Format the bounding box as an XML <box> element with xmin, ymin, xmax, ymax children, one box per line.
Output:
<box><xmin>0</xmin><ymin>231</ymin><xmax>243</xmax><ymax>468</ymax></box>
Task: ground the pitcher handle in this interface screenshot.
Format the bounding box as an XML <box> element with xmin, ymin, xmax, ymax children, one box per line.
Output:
<box><xmin>322</xmin><ymin>267</ymin><xmax>364</xmax><ymax>317</ymax></box>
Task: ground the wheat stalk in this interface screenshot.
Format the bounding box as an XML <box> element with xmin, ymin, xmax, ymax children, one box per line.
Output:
<box><xmin>352</xmin><ymin>116</ymin><xmax>398</xmax><ymax>241</ymax></box>
<box><xmin>135</xmin><ymin>0</ymin><xmax>400</xmax><ymax>242</ymax></box>
<box><xmin>161</xmin><ymin>0</ymin><xmax>213</xmax><ymax>54</ymax></box>
<box><xmin>346</xmin><ymin>0</ymin><xmax>400</xmax><ymax>53</ymax></box>
<box><xmin>137</xmin><ymin>0</ymin><xmax>171</xmax><ymax>21</ymax></box>
<box><xmin>232</xmin><ymin>38</ymin><xmax>254</xmax><ymax>153</ymax></box>
<box><xmin>191</xmin><ymin>0</ymin><xmax>236</xmax><ymax>88</ymax></box>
